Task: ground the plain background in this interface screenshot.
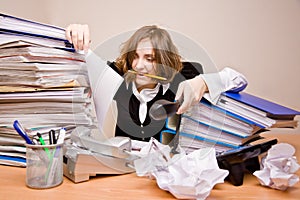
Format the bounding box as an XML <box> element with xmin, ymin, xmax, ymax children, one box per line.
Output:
<box><xmin>2</xmin><ymin>0</ymin><xmax>300</xmax><ymax>132</ymax></box>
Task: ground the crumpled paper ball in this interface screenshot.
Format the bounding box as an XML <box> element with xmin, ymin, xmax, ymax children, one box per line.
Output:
<box><xmin>133</xmin><ymin>138</ymin><xmax>229</xmax><ymax>199</ymax></box>
<box><xmin>253</xmin><ymin>143</ymin><xmax>300</xmax><ymax>190</ymax></box>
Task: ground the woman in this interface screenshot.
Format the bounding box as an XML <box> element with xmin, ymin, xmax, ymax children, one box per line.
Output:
<box><xmin>66</xmin><ymin>24</ymin><xmax>247</xmax><ymax>141</ymax></box>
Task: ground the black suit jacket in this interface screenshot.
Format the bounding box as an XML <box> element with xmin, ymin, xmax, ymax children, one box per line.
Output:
<box><xmin>108</xmin><ymin>61</ymin><xmax>203</xmax><ymax>141</ymax></box>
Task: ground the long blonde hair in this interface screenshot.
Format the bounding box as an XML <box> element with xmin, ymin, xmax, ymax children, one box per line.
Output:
<box><xmin>115</xmin><ymin>25</ymin><xmax>183</xmax><ymax>84</ymax></box>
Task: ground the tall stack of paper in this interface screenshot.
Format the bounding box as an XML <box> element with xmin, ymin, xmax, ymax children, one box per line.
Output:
<box><xmin>162</xmin><ymin>92</ymin><xmax>300</xmax><ymax>154</ymax></box>
<box><xmin>0</xmin><ymin>13</ymin><xmax>95</xmax><ymax>167</ymax></box>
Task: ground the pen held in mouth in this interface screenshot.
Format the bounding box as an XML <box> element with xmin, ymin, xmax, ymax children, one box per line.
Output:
<box><xmin>127</xmin><ymin>70</ymin><xmax>167</xmax><ymax>81</ymax></box>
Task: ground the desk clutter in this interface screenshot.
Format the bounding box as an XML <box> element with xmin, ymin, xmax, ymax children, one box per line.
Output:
<box><xmin>0</xmin><ymin>13</ymin><xmax>96</xmax><ymax>167</ymax></box>
<box><xmin>161</xmin><ymin>92</ymin><xmax>300</xmax><ymax>186</ymax></box>
<box><xmin>0</xmin><ymin>13</ymin><xmax>300</xmax><ymax>198</ymax></box>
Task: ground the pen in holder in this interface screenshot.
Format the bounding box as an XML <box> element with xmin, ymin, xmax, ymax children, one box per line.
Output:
<box><xmin>25</xmin><ymin>142</ymin><xmax>64</xmax><ymax>189</ymax></box>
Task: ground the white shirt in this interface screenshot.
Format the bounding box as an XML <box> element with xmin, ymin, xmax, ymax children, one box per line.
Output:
<box><xmin>132</xmin><ymin>82</ymin><xmax>170</xmax><ymax>124</ymax></box>
<box><xmin>200</xmin><ymin>67</ymin><xmax>248</xmax><ymax>104</ymax></box>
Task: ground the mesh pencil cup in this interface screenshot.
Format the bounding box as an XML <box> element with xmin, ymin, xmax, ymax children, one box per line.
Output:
<box><xmin>25</xmin><ymin>142</ymin><xmax>63</xmax><ymax>189</ymax></box>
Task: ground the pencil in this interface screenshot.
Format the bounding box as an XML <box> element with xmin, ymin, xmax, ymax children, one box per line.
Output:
<box><xmin>128</xmin><ymin>70</ymin><xmax>167</xmax><ymax>81</ymax></box>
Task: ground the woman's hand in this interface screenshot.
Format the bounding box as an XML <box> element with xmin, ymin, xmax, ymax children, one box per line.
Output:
<box><xmin>175</xmin><ymin>75</ymin><xmax>208</xmax><ymax>114</ymax></box>
<box><xmin>65</xmin><ymin>24</ymin><xmax>90</xmax><ymax>52</ymax></box>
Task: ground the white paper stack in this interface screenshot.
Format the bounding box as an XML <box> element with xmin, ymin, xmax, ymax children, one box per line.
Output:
<box><xmin>0</xmin><ymin>13</ymin><xmax>96</xmax><ymax>167</ymax></box>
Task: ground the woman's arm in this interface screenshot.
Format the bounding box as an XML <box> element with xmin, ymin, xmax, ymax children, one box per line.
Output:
<box><xmin>175</xmin><ymin>67</ymin><xmax>248</xmax><ymax>114</ymax></box>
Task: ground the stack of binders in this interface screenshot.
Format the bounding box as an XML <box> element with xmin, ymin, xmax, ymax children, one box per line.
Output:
<box><xmin>0</xmin><ymin>13</ymin><xmax>95</xmax><ymax>167</ymax></box>
<box><xmin>162</xmin><ymin>91</ymin><xmax>300</xmax><ymax>154</ymax></box>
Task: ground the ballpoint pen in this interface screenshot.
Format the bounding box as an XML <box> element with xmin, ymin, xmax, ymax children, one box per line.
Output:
<box><xmin>127</xmin><ymin>70</ymin><xmax>167</xmax><ymax>81</ymax></box>
<box><xmin>56</xmin><ymin>128</ymin><xmax>66</xmax><ymax>145</ymax></box>
<box><xmin>49</xmin><ymin>129</ymin><xmax>57</xmax><ymax>144</ymax></box>
<box><xmin>13</xmin><ymin>120</ymin><xmax>34</xmax><ymax>145</ymax></box>
<box><xmin>36</xmin><ymin>132</ymin><xmax>50</xmax><ymax>157</ymax></box>
<box><xmin>49</xmin><ymin>130</ymin><xmax>53</xmax><ymax>145</ymax></box>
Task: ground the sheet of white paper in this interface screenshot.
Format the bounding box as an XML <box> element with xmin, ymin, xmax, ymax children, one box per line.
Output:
<box><xmin>85</xmin><ymin>51</ymin><xmax>123</xmax><ymax>134</ymax></box>
<box><xmin>133</xmin><ymin>138</ymin><xmax>229</xmax><ymax>199</ymax></box>
<box><xmin>253</xmin><ymin>143</ymin><xmax>300</xmax><ymax>190</ymax></box>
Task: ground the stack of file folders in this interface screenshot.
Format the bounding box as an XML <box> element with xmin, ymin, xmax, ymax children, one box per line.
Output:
<box><xmin>162</xmin><ymin>92</ymin><xmax>300</xmax><ymax>154</ymax></box>
<box><xmin>0</xmin><ymin>13</ymin><xmax>96</xmax><ymax>167</ymax></box>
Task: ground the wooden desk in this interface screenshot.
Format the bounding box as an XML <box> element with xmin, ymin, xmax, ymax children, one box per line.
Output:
<box><xmin>1</xmin><ymin>132</ymin><xmax>300</xmax><ymax>200</ymax></box>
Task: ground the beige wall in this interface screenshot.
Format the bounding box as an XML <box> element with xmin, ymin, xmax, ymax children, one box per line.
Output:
<box><xmin>2</xmin><ymin>0</ymin><xmax>300</xmax><ymax>112</ymax></box>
